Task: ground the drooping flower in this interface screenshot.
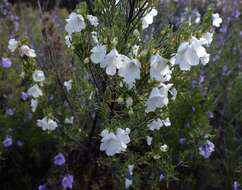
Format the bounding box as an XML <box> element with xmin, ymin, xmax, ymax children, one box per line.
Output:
<box><xmin>146</xmin><ymin>136</ymin><xmax>153</xmax><ymax>146</ymax></box>
<box><xmin>65</xmin><ymin>35</ymin><xmax>72</xmax><ymax>48</ymax></box>
<box><xmin>145</xmin><ymin>84</ymin><xmax>172</xmax><ymax>113</ymax></box>
<box><xmin>87</xmin><ymin>15</ymin><xmax>99</xmax><ymax>27</ymax></box>
<box><xmin>27</xmin><ymin>84</ymin><xmax>43</xmax><ymax>98</ymax></box>
<box><xmin>62</xmin><ymin>174</ymin><xmax>74</xmax><ymax>189</ymax></box>
<box><xmin>159</xmin><ymin>173</ymin><xmax>165</xmax><ymax>182</ymax></box>
<box><xmin>2</xmin><ymin>136</ymin><xmax>13</xmax><ymax>147</ymax></box>
<box><xmin>147</xmin><ymin>118</ymin><xmax>163</xmax><ymax>130</ymax></box>
<box><xmin>128</xmin><ymin>164</ymin><xmax>134</xmax><ymax>176</ymax></box>
<box><xmin>37</xmin><ymin>116</ymin><xmax>58</xmax><ymax>131</ymax></box>
<box><xmin>64</xmin><ymin>80</ymin><xmax>72</xmax><ymax>92</ymax></box>
<box><xmin>31</xmin><ymin>99</ymin><xmax>38</xmax><ymax>112</ymax></box>
<box><xmin>65</xmin><ymin>12</ymin><xmax>86</xmax><ymax>35</ymax></box>
<box><xmin>1</xmin><ymin>58</ymin><xmax>12</xmax><ymax>68</ymax></box>
<box><xmin>125</xmin><ymin>178</ymin><xmax>132</xmax><ymax>189</ymax></box>
<box><xmin>20</xmin><ymin>45</ymin><xmax>36</xmax><ymax>58</ymax></box>
<box><xmin>212</xmin><ymin>13</ymin><xmax>222</xmax><ymax>27</ymax></box>
<box><xmin>32</xmin><ymin>70</ymin><xmax>45</xmax><ymax>82</ymax></box>
<box><xmin>100</xmin><ymin>49</ymin><xmax>122</xmax><ymax>76</ymax></box>
<box><xmin>150</xmin><ymin>54</ymin><xmax>171</xmax><ymax>82</ymax></box>
<box><xmin>118</xmin><ymin>58</ymin><xmax>141</xmax><ymax>89</ymax></box>
<box><xmin>142</xmin><ymin>8</ymin><xmax>158</xmax><ymax>29</ymax></box>
<box><xmin>8</xmin><ymin>38</ymin><xmax>18</xmax><ymax>52</ymax></box>
<box><xmin>90</xmin><ymin>45</ymin><xmax>106</xmax><ymax>64</ymax></box>
<box><xmin>100</xmin><ymin>128</ymin><xmax>130</xmax><ymax>156</ymax></box>
<box><xmin>199</xmin><ymin>140</ymin><xmax>215</xmax><ymax>159</ymax></box>
<box><xmin>54</xmin><ymin>153</ymin><xmax>65</xmax><ymax>166</ymax></box>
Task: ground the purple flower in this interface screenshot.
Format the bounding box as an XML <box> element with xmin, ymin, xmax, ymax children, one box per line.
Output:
<box><xmin>239</xmin><ymin>31</ymin><xmax>242</xmax><ymax>36</ymax></box>
<box><xmin>62</xmin><ymin>174</ymin><xmax>74</xmax><ymax>189</ymax></box>
<box><xmin>219</xmin><ymin>25</ymin><xmax>228</xmax><ymax>33</ymax></box>
<box><xmin>199</xmin><ymin>140</ymin><xmax>215</xmax><ymax>159</ymax></box>
<box><xmin>233</xmin><ymin>181</ymin><xmax>241</xmax><ymax>190</ymax></box>
<box><xmin>2</xmin><ymin>136</ymin><xmax>13</xmax><ymax>147</ymax></box>
<box><xmin>5</xmin><ymin>108</ymin><xmax>15</xmax><ymax>116</ymax></box>
<box><xmin>159</xmin><ymin>173</ymin><xmax>165</xmax><ymax>182</ymax></box>
<box><xmin>208</xmin><ymin>111</ymin><xmax>214</xmax><ymax>119</ymax></box>
<box><xmin>54</xmin><ymin>153</ymin><xmax>65</xmax><ymax>166</ymax></box>
<box><xmin>179</xmin><ymin>138</ymin><xmax>186</xmax><ymax>145</ymax></box>
<box><xmin>38</xmin><ymin>184</ymin><xmax>46</xmax><ymax>190</ymax></box>
<box><xmin>21</xmin><ymin>92</ymin><xmax>29</xmax><ymax>101</ymax></box>
<box><xmin>0</xmin><ymin>58</ymin><xmax>12</xmax><ymax>68</ymax></box>
<box><xmin>232</xmin><ymin>9</ymin><xmax>241</xmax><ymax>18</ymax></box>
<box><xmin>192</xmin><ymin>80</ymin><xmax>198</xmax><ymax>88</ymax></box>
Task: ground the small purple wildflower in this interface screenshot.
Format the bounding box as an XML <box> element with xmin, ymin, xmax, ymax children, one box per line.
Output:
<box><xmin>54</xmin><ymin>153</ymin><xmax>65</xmax><ymax>166</ymax></box>
<box><xmin>199</xmin><ymin>140</ymin><xmax>215</xmax><ymax>159</ymax></box>
<box><xmin>21</xmin><ymin>92</ymin><xmax>29</xmax><ymax>101</ymax></box>
<box><xmin>5</xmin><ymin>108</ymin><xmax>15</xmax><ymax>116</ymax></box>
<box><xmin>208</xmin><ymin>111</ymin><xmax>214</xmax><ymax>119</ymax></box>
<box><xmin>192</xmin><ymin>80</ymin><xmax>198</xmax><ymax>88</ymax></box>
<box><xmin>2</xmin><ymin>136</ymin><xmax>13</xmax><ymax>147</ymax></box>
<box><xmin>159</xmin><ymin>173</ymin><xmax>165</xmax><ymax>182</ymax></box>
<box><xmin>62</xmin><ymin>174</ymin><xmax>74</xmax><ymax>189</ymax></box>
<box><xmin>1</xmin><ymin>58</ymin><xmax>12</xmax><ymax>68</ymax></box>
<box><xmin>38</xmin><ymin>184</ymin><xmax>46</xmax><ymax>190</ymax></box>
<box><xmin>233</xmin><ymin>181</ymin><xmax>241</xmax><ymax>190</ymax></box>
<box><xmin>179</xmin><ymin>138</ymin><xmax>186</xmax><ymax>145</ymax></box>
<box><xmin>239</xmin><ymin>31</ymin><xmax>242</xmax><ymax>36</ymax></box>
<box><xmin>232</xmin><ymin>9</ymin><xmax>241</xmax><ymax>18</ymax></box>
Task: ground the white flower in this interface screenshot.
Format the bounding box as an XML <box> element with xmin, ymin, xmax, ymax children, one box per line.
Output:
<box><xmin>32</xmin><ymin>70</ymin><xmax>45</xmax><ymax>82</ymax></box>
<box><xmin>125</xmin><ymin>178</ymin><xmax>132</xmax><ymax>189</ymax></box>
<box><xmin>64</xmin><ymin>116</ymin><xmax>74</xmax><ymax>124</ymax></box>
<box><xmin>118</xmin><ymin>59</ymin><xmax>141</xmax><ymax>89</ymax></box>
<box><xmin>200</xmin><ymin>32</ymin><xmax>214</xmax><ymax>46</ymax></box>
<box><xmin>146</xmin><ymin>136</ymin><xmax>153</xmax><ymax>146</ymax></box>
<box><xmin>100</xmin><ymin>49</ymin><xmax>122</xmax><ymax>76</ymax></box>
<box><xmin>175</xmin><ymin>37</ymin><xmax>210</xmax><ymax>70</ymax></box>
<box><xmin>132</xmin><ymin>45</ymin><xmax>139</xmax><ymax>57</ymax></box>
<box><xmin>8</xmin><ymin>39</ymin><xmax>18</xmax><ymax>52</ymax></box>
<box><xmin>37</xmin><ymin>116</ymin><xmax>58</xmax><ymax>131</ymax></box>
<box><xmin>90</xmin><ymin>45</ymin><xmax>107</xmax><ymax>64</ymax></box>
<box><xmin>65</xmin><ymin>12</ymin><xmax>86</xmax><ymax>35</ymax></box>
<box><xmin>31</xmin><ymin>99</ymin><xmax>38</xmax><ymax>112</ymax></box>
<box><xmin>212</xmin><ymin>13</ymin><xmax>222</xmax><ymax>27</ymax></box>
<box><xmin>145</xmin><ymin>84</ymin><xmax>171</xmax><ymax>113</ymax></box>
<box><xmin>169</xmin><ymin>87</ymin><xmax>177</xmax><ymax>101</ymax></box>
<box><xmin>150</xmin><ymin>54</ymin><xmax>171</xmax><ymax>82</ymax></box>
<box><xmin>128</xmin><ymin>164</ymin><xmax>134</xmax><ymax>176</ymax></box>
<box><xmin>87</xmin><ymin>15</ymin><xmax>99</xmax><ymax>27</ymax></box>
<box><xmin>148</xmin><ymin>119</ymin><xmax>163</xmax><ymax>130</ymax></box>
<box><xmin>142</xmin><ymin>8</ymin><xmax>158</xmax><ymax>29</ymax></box>
<box><xmin>20</xmin><ymin>45</ymin><xmax>36</xmax><ymax>58</ymax></box>
<box><xmin>100</xmin><ymin>128</ymin><xmax>130</xmax><ymax>156</ymax></box>
<box><xmin>160</xmin><ymin>144</ymin><xmax>168</xmax><ymax>152</ymax></box>
<box><xmin>65</xmin><ymin>35</ymin><xmax>72</xmax><ymax>48</ymax></box>
<box><xmin>162</xmin><ymin>118</ymin><xmax>171</xmax><ymax>127</ymax></box>
<box><xmin>64</xmin><ymin>80</ymin><xmax>72</xmax><ymax>92</ymax></box>
<box><xmin>27</xmin><ymin>84</ymin><xmax>43</xmax><ymax>98</ymax></box>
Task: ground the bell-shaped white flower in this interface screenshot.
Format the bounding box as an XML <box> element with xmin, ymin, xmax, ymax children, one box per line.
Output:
<box><xmin>20</xmin><ymin>45</ymin><xmax>36</xmax><ymax>58</ymax></box>
<box><xmin>32</xmin><ymin>70</ymin><xmax>45</xmax><ymax>82</ymax></box>
<box><xmin>31</xmin><ymin>99</ymin><xmax>38</xmax><ymax>112</ymax></box>
<box><xmin>118</xmin><ymin>59</ymin><xmax>141</xmax><ymax>89</ymax></box>
<box><xmin>162</xmin><ymin>118</ymin><xmax>171</xmax><ymax>127</ymax></box>
<box><xmin>64</xmin><ymin>80</ymin><xmax>72</xmax><ymax>92</ymax></box>
<box><xmin>87</xmin><ymin>15</ymin><xmax>99</xmax><ymax>27</ymax></box>
<box><xmin>90</xmin><ymin>45</ymin><xmax>107</xmax><ymax>64</ymax></box>
<box><xmin>160</xmin><ymin>144</ymin><xmax>168</xmax><ymax>152</ymax></box>
<box><xmin>37</xmin><ymin>116</ymin><xmax>58</xmax><ymax>131</ymax></box>
<box><xmin>212</xmin><ymin>13</ymin><xmax>222</xmax><ymax>27</ymax></box>
<box><xmin>27</xmin><ymin>84</ymin><xmax>43</xmax><ymax>98</ymax></box>
<box><xmin>145</xmin><ymin>84</ymin><xmax>171</xmax><ymax>113</ymax></box>
<box><xmin>148</xmin><ymin>119</ymin><xmax>163</xmax><ymax>130</ymax></box>
<box><xmin>146</xmin><ymin>136</ymin><xmax>153</xmax><ymax>146</ymax></box>
<box><xmin>8</xmin><ymin>39</ymin><xmax>18</xmax><ymax>52</ymax></box>
<box><xmin>142</xmin><ymin>8</ymin><xmax>158</xmax><ymax>29</ymax></box>
<box><xmin>150</xmin><ymin>54</ymin><xmax>171</xmax><ymax>82</ymax></box>
<box><xmin>125</xmin><ymin>178</ymin><xmax>132</xmax><ymax>189</ymax></box>
<box><xmin>100</xmin><ymin>128</ymin><xmax>130</xmax><ymax>156</ymax></box>
<box><xmin>65</xmin><ymin>12</ymin><xmax>86</xmax><ymax>35</ymax></box>
<box><xmin>100</xmin><ymin>49</ymin><xmax>122</xmax><ymax>76</ymax></box>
